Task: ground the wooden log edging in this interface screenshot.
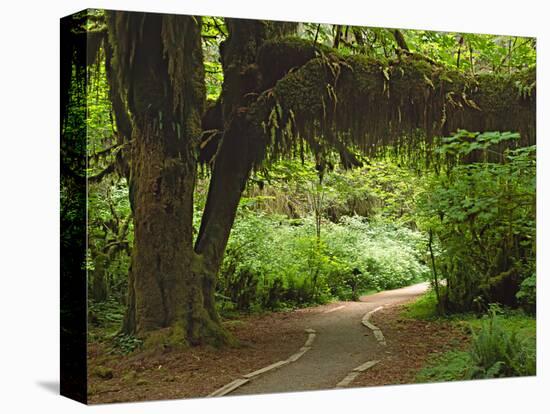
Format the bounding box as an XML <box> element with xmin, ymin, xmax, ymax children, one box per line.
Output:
<box><xmin>361</xmin><ymin>306</ymin><xmax>386</xmax><ymax>346</ymax></box>
<box><xmin>335</xmin><ymin>360</ymin><xmax>380</xmax><ymax>388</ymax></box>
<box><xmin>208</xmin><ymin>328</ymin><xmax>317</xmax><ymax>397</ymax></box>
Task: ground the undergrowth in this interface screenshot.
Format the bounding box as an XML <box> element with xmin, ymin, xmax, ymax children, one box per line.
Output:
<box><xmin>88</xmin><ymin>299</ymin><xmax>143</xmax><ymax>354</ymax></box>
<box><xmin>217</xmin><ymin>213</ymin><xmax>429</xmax><ymax>313</ymax></box>
<box><xmin>409</xmin><ymin>293</ymin><xmax>536</xmax><ymax>382</ymax></box>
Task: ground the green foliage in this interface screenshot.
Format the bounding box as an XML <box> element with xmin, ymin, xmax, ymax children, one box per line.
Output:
<box><xmin>88</xmin><ymin>299</ymin><xmax>143</xmax><ymax>354</ymax></box>
<box><xmin>516</xmin><ymin>274</ymin><xmax>536</xmax><ymax>314</ymax></box>
<box><xmin>88</xmin><ymin>179</ymin><xmax>132</xmax><ymax>302</ymax></box>
<box><xmin>403</xmin><ymin>290</ymin><xmax>439</xmax><ymax>320</ymax></box>
<box><xmin>247</xmin><ymin>158</ymin><xmax>421</xmax><ymax>225</ymax></box>
<box><xmin>111</xmin><ymin>334</ymin><xmax>144</xmax><ymax>355</ymax></box>
<box><xmin>83</xmin><ymin>42</ymin><xmax>134</xmax><ymax>305</ymax></box>
<box><xmin>416</xmin><ymin>350</ymin><xmax>472</xmax><ymax>383</ymax></box>
<box><xmin>201</xmin><ymin>156</ymin><xmax>426</xmax><ymax>314</ymax></box>
<box><xmin>88</xmin><ymin>298</ymin><xmax>125</xmax><ymax>328</ymax></box>
<box><xmin>82</xmin><ymin>14</ymin><xmax>536</xmax><ymax>345</ymax></box>
<box><xmin>468</xmin><ymin>306</ymin><xmax>536</xmax><ymax>378</ymax></box>
<box><xmin>403</xmin><ymin>31</ymin><xmax>535</xmax><ymax>74</ymax></box>
<box><xmin>86</xmin><ymin>48</ymin><xmax>114</xmax><ymax>165</ymax></box>
<box><xmin>88</xmin><ymin>299</ymin><xmax>126</xmax><ymax>345</ymax></box>
<box><xmin>201</xmin><ymin>17</ymin><xmax>226</xmax><ymax>100</ymax></box>
<box><xmin>417</xmin><ymin>131</ymin><xmax>536</xmax><ymax>312</ymax></box>
<box><xmin>414</xmin><ymin>304</ymin><xmax>536</xmax><ymax>383</ymax></box>
<box><xmin>298</xmin><ymin>24</ymin><xmax>535</xmax><ymax>75</ymax></box>
<box><xmin>323</xmin><ymin>216</ymin><xmax>429</xmax><ymax>291</ymax></box>
<box><xmin>435</xmin><ymin>130</ymin><xmax>520</xmax><ymax>161</ymax></box>
<box><xmin>218</xmin><ymin>212</ymin><xmax>428</xmax><ymax>312</ymax></box>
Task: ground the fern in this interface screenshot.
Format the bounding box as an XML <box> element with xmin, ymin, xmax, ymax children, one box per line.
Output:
<box><xmin>467</xmin><ymin>305</ymin><xmax>535</xmax><ymax>378</ymax></box>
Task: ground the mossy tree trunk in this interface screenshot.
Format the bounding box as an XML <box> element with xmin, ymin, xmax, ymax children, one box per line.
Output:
<box><xmin>107</xmin><ymin>12</ymin><xmax>227</xmax><ymax>345</ymax></box>
<box><xmin>193</xmin><ymin>19</ymin><xmax>299</xmax><ymax>323</ymax></box>
<box><xmin>194</xmin><ymin>19</ymin><xmax>269</xmax><ymax>322</ymax></box>
<box><xmin>106</xmin><ymin>13</ymin><xmax>296</xmax><ymax>346</ymax></box>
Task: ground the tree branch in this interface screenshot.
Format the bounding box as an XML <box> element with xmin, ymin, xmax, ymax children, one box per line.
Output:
<box><xmin>392</xmin><ymin>29</ymin><xmax>409</xmax><ymax>52</ymax></box>
<box><xmin>248</xmin><ymin>41</ymin><xmax>535</xmax><ymax>164</ymax></box>
<box><xmin>88</xmin><ymin>163</ymin><xmax>116</xmax><ymax>184</ymax></box>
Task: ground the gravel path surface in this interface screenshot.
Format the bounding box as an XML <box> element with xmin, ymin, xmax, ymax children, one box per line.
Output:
<box><xmin>230</xmin><ymin>282</ymin><xmax>429</xmax><ymax>396</ymax></box>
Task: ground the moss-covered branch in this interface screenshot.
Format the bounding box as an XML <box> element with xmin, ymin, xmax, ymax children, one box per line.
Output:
<box><xmin>248</xmin><ymin>38</ymin><xmax>535</xmax><ymax>165</ymax></box>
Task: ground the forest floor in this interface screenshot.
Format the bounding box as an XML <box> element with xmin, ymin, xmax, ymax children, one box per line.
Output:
<box><xmin>88</xmin><ymin>282</ymin><xmax>468</xmax><ymax>404</ymax></box>
<box><xmin>351</xmin><ymin>305</ymin><xmax>469</xmax><ymax>388</ymax></box>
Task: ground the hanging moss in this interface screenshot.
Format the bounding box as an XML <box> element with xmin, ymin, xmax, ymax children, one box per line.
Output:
<box><xmin>247</xmin><ymin>45</ymin><xmax>535</xmax><ymax>166</ymax></box>
<box><xmin>161</xmin><ymin>15</ymin><xmax>206</xmax><ymax>121</ymax></box>
<box><xmin>106</xmin><ymin>11</ymin><xmax>205</xmax><ymax>147</ymax></box>
<box><xmin>463</xmin><ymin>68</ymin><xmax>536</xmax><ymax>148</ymax></box>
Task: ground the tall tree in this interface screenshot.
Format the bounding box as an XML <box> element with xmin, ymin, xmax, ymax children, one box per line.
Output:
<box><xmin>105</xmin><ymin>13</ymin><xmax>298</xmax><ymax>344</ymax></box>
<box><xmin>107</xmin><ymin>13</ymin><xmax>218</xmax><ymax>343</ymax></box>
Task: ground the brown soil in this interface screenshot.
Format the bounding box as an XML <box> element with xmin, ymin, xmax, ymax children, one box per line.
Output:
<box><xmin>351</xmin><ymin>304</ymin><xmax>470</xmax><ymax>388</ymax></box>
<box><xmin>88</xmin><ymin>311</ymin><xmax>305</xmax><ymax>404</ymax></box>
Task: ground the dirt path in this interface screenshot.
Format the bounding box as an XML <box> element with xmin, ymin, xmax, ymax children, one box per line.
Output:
<box><xmin>230</xmin><ymin>282</ymin><xmax>429</xmax><ymax>396</ymax></box>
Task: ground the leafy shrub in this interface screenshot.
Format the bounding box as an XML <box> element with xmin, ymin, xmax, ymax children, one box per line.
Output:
<box><xmin>323</xmin><ymin>216</ymin><xmax>429</xmax><ymax>291</ymax></box>
<box><xmin>417</xmin><ymin>132</ymin><xmax>536</xmax><ymax>312</ymax></box>
<box><xmin>88</xmin><ymin>299</ymin><xmax>125</xmax><ymax>329</ymax></box>
<box><xmin>468</xmin><ymin>306</ymin><xmax>535</xmax><ymax>378</ymax></box>
<box><xmin>415</xmin><ymin>305</ymin><xmax>536</xmax><ymax>383</ymax></box>
<box><xmin>516</xmin><ymin>274</ymin><xmax>536</xmax><ymax>314</ymax></box>
<box><xmin>111</xmin><ymin>334</ymin><xmax>143</xmax><ymax>355</ymax></box>
<box><xmin>217</xmin><ymin>212</ymin><xmax>429</xmax><ymax>311</ymax></box>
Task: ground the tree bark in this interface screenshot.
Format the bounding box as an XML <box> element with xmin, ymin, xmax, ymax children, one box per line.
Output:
<box><xmin>106</xmin><ymin>13</ymin><xmax>299</xmax><ymax>346</ymax></box>
<box><xmin>194</xmin><ymin>18</ymin><xmax>269</xmax><ymax>322</ymax></box>
<box><xmin>107</xmin><ymin>12</ymin><xmax>227</xmax><ymax>345</ymax></box>
<box><xmin>193</xmin><ymin>19</ymin><xmax>299</xmax><ymax>325</ymax></box>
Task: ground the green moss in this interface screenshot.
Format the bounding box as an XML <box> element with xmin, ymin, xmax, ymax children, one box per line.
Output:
<box><xmin>142</xmin><ymin>324</ymin><xmax>190</xmax><ymax>350</ymax></box>
<box><xmin>197</xmin><ymin>313</ymin><xmax>238</xmax><ymax>348</ymax></box>
<box><xmin>257</xmin><ymin>37</ymin><xmax>334</xmax><ymax>89</ymax></box>
<box><xmin>121</xmin><ymin>370</ymin><xmax>137</xmax><ymax>382</ymax></box>
<box><xmin>250</xmin><ymin>44</ymin><xmax>535</xmax><ymax>165</ymax></box>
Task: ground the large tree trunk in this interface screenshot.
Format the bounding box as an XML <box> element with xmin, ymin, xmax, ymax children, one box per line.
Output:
<box><xmin>126</xmin><ymin>122</ymin><xmax>224</xmax><ymax>344</ymax></box>
<box><xmin>107</xmin><ymin>13</ymin><xmax>288</xmax><ymax>346</ymax></box>
<box><xmin>107</xmin><ymin>12</ymin><xmax>226</xmax><ymax>345</ymax></box>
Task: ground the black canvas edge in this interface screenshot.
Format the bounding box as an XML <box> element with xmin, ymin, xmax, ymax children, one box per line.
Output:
<box><xmin>60</xmin><ymin>9</ymin><xmax>90</xmax><ymax>405</ymax></box>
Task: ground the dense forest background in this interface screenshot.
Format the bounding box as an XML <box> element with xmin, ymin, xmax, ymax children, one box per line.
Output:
<box><xmin>60</xmin><ymin>10</ymin><xmax>536</xmax><ymax>392</ymax></box>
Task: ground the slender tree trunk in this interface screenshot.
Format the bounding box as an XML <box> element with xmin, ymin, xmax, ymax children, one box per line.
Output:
<box><xmin>428</xmin><ymin>229</ymin><xmax>443</xmax><ymax>314</ymax></box>
<box><xmin>90</xmin><ymin>252</ymin><xmax>108</xmax><ymax>302</ymax></box>
<box><xmin>193</xmin><ymin>19</ymin><xmax>299</xmax><ymax>325</ymax></box>
<box><xmin>194</xmin><ymin>19</ymin><xmax>269</xmax><ymax>321</ymax></box>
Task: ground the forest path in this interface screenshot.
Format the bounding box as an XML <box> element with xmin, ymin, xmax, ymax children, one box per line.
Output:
<box><xmin>229</xmin><ymin>282</ymin><xmax>429</xmax><ymax>396</ymax></box>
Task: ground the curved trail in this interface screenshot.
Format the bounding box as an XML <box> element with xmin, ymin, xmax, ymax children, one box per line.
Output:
<box><xmin>230</xmin><ymin>282</ymin><xmax>428</xmax><ymax>396</ymax></box>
